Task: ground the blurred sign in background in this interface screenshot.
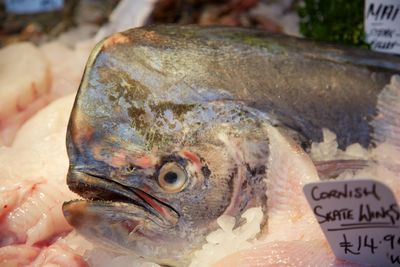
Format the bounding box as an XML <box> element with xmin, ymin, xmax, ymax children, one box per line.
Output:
<box><xmin>364</xmin><ymin>0</ymin><xmax>400</xmax><ymax>54</ymax></box>
<box><xmin>5</xmin><ymin>0</ymin><xmax>65</xmax><ymax>14</ymax></box>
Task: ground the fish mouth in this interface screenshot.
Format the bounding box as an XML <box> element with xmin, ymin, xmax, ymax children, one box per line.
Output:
<box><xmin>64</xmin><ymin>169</ymin><xmax>179</xmax><ymax>227</ymax></box>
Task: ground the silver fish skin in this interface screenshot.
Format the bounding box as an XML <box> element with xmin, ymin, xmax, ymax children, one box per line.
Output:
<box><xmin>62</xmin><ymin>25</ymin><xmax>400</xmax><ymax>266</ymax></box>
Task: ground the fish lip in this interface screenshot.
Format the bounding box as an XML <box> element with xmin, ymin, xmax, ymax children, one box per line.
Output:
<box><xmin>65</xmin><ymin>168</ymin><xmax>179</xmax><ymax>226</ymax></box>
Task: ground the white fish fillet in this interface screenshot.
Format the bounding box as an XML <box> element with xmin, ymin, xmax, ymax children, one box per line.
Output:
<box><xmin>263</xmin><ymin>125</ymin><xmax>324</xmax><ymax>242</ymax></box>
<box><xmin>1</xmin><ymin>94</ymin><xmax>75</xmax><ymax>180</ymax></box>
<box><xmin>28</xmin><ymin>240</ymin><xmax>88</xmax><ymax>267</ymax></box>
<box><xmin>0</xmin><ymin>42</ymin><xmax>51</xmax><ymax>145</ymax></box>
<box><xmin>0</xmin><ymin>178</ymin><xmax>75</xmax><ymax>245</ymax></box>
<box><xmin>0</xmin><ymin>244</ymin><xmax>40</xmax><ymax>266</ymax></box>
<box><xmin>0</xmin><ymin>38</ymin><xmax>139</xmax><ymax>266</ymax></box>
<box><xmin>0</xmin><ymin>40</ymin><xmax>92</xmax><ymax>146</ymax></box>
<box><xmin>0</xmin><ymin>239</ymin><xmax>89</xmax><ymax>267</ymax></box>
<box><xmin>0</xmin><ymin>95</ymin><xmax>83</xmax><ymax>265</ymax></box>
<box><xmin>40</xmin><ymin>41</ymin><xmax>94</xmax><ymax>99</ymax></box>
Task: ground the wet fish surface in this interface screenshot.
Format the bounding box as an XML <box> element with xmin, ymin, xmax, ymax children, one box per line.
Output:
<box><xmin>62</xmin><ymin>25</ymin><xmax>400</xmax><ymax>266</ymax></box>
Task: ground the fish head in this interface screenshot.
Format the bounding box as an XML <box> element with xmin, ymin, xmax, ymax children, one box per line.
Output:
<box><xmin>63</xmin><ymin>32</ymin><xmax>268</xmax><ymax>266</ymax></box>
<box><xmin>63</xmin><ymin>101</ymin><xmax>269</xmax><ymax>265</ymax></box>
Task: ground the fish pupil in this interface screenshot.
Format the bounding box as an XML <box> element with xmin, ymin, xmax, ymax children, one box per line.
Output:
<box><xmin>164</xmin><ymin>171</ymin><xmax>178</xmax><ymax>184</ymax></box>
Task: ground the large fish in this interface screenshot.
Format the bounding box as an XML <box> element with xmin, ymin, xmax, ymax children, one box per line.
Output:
<box><xmin>62</xmin><ymin>25</ymin><xmax>400</xmax><ymax>266</ymax></box>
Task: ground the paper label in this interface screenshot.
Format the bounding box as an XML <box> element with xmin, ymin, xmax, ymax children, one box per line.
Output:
<box><xmin>5</xmin><ymin>0</ymin><xmax>64</xmax><ymax>14</ymax></box>
<box><xmin>364</xmin><ymin>0</ymin><xmax>400</xmax><ymax>55</ymax></box>
<box><xmin>304</xmin><ymin>180</ymin><xmax>400</xmax><ymax>266</ymax></box>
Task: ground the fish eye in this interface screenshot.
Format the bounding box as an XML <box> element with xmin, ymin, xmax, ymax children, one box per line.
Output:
<box><xmin>158</xmin><ymin>162</ymin><xmax>188</xmax><ymax>193</ymax></box>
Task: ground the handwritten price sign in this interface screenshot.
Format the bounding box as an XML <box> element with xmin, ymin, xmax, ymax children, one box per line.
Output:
<box><xmin>304</xmin><ymin>180</ymin><xmax>400</xmax><ymax>266</ymax></box>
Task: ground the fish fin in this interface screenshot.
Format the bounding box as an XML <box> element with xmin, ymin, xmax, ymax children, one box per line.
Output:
<box><xmin>371</xmin><ymin>75</ymin><xmax>400</xmax><ymax>148</ymax></box>
<box><xmin>213</xmin><ymin>240</ymin><xmax>364</xmax><ymax>267</ymax></box>
<box><xmin>264</xmin><ymin>125</ymin><xmax>323</xmax><ymax>241</ymax></box>
<box><xmin>315</xmin><ymin>159</ymin><xmax>368</xmax><ymax>179</ymax></box>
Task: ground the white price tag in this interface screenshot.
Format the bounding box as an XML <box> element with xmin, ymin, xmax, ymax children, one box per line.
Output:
<box><xmin>304</xmin><ymin>180</ymin><xmax>400</xmax><ymax>266</ymax></box>
<box><xmin>5</xmin><ymin>0</ymin><xmax>64</xmax><ymax>14</ymax></box>
<box><xmin>364</xmin><ymin>0</ymin><xmax>400</xmax><ymax>54</ymax></box>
